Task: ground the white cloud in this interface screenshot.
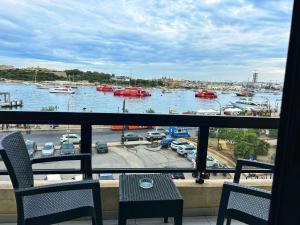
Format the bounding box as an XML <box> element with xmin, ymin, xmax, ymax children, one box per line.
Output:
<box><xmin>0</xmin><ymin>0</ymin><xmax>293</xmax><ymax>81</ymax></box>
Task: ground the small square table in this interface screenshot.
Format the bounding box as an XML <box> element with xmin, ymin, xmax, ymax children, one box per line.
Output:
<box><xmin>118</xmin><ymin>174</ymin><xmax>183</xmax><ymax>225</ymax></box>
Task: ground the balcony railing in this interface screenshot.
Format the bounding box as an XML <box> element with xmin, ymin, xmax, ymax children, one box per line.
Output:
<box><xmin>0</xmin><ymin>111</ymin><xmax>279</xmax><ymax>182</ymax></box>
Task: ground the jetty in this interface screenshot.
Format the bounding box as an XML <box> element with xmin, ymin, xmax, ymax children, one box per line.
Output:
<box><xmin>0</xmin><ymin>92</ymin><xmax>23</xmax><ymax>108</ymax></box>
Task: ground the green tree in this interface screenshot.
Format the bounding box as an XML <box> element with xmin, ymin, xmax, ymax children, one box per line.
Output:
<box><xmin>146</xmin><ymin>108</ymin><xmax>155</xmax><ymax>113</ymax></box>
<box><xmin>218</xmin><ymin>128</ymin><xmax>270</xmax><ymax>159</ymax></box>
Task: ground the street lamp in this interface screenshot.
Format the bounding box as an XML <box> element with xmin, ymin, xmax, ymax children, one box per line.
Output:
<box><xmin>121</xmin><ymin>99</ymin><xmax>126</xmax><ymax>144</ymax></box>
<box><xmin>212</xmin><ymin>99</ymin><xmax>222</xmax><ymax>115</ymax></box>
<box><xmin>211</xmin><ymin>99</ymin><xmax>222</xmax><ymax>151</ymax></box>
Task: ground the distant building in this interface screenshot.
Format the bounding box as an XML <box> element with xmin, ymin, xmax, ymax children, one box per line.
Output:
<box><xmin>0</xmin><ymin>65</ymin><xmax>14</xmax><ymax>70</ymax></box>
<box><xmin>252</xmin><ymin>72</ymin><xmax>258</xmax><ymax>83</ymax></box>
<box><xmin>111</xmin><ymin>76</ymin><xmax>131</xmax><ymax>82</ymax></box>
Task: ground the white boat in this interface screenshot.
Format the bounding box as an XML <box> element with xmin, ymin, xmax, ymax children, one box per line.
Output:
<box><xmin>224</xmin><ymin>108</ymin><xmax>242</xmax><ymax>115</ymax></box>
<box><xmin>49</xmin><ymin>87</ymin><xmax>75</xmax><ymax>94</ymax></box>
<box><xmin>36</xmin><ymin>84</ymin><xmax>49</xmax><ymax>89</ymax></box>
<box><xmin>230</xmin><ymin>99</ymin><xmax>267</xmax><ymax>111</ymax></box>
<box><xmin>196</xmin><ymin>109</ymin><xmax>218</xmax><ymax>115</ymax></box>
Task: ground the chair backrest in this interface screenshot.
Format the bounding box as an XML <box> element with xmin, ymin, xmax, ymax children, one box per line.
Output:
<box><xmin>0</xmin><ymin>132</ymin><xmax>33</xmax><ymax>189</ymax></box>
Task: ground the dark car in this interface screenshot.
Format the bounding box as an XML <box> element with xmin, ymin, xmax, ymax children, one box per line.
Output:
<box><xmin>60</xmin><ymin>142</ymin><xmax>76</xmax><ymax>155</ymax></box>
<box><xmin>25</xmin><ymin>140</ymin><xmax>37</xmax><ymax>158</ymax></box>
<box><xmin>161</xmin><ymin>137</ymin><xmax>175</xmax><ymax>148</ymax></box>
<box><xmin>122</xmin><ymin>132</ymin><xmax>143</xmax><ymax>142</ymax></box>
<box><xmin>96</xmin><ymin>141</ymin><xmax>108</xmax><ymax>153</ymax></box>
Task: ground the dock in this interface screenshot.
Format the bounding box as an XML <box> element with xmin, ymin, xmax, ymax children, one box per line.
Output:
<box><xmin>0</xmin><ymin>92</ymin><xmax>23</xmax><ymax>108</ymax></box>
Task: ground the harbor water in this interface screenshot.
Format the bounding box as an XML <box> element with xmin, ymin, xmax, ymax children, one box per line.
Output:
<box><xmin>0</xmin><ymin>83</ymin><xmax>282</xmax><ymax>114</ymax></box>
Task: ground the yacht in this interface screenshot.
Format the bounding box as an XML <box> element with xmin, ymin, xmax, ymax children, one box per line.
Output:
<box><xmin>49</xmin><ymin>87</ymin><xmax>75</xmax><ymax>94</ymax></box>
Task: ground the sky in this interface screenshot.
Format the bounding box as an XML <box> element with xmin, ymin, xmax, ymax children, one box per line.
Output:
<box><xmin>0</xmin><ymin>0</ymin><xmax>294</xmax><ymax>82</ymax></box>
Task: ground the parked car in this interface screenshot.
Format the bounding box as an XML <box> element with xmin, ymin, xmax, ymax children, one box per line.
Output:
<box><xmin>122</xmin><ymin>132</ymin><xmax>143</xmax><ymax>142</ymax></box>
<box><xmin>95</xmin><ymin>141</ymin><xmax>108</xmax><ymax>153</ymax></box>
<box><xmin>207</xmin><ymin>155</ymin><xmax>219</xmax><ymax>167</ymax></box>
<box><xmin>60</xmin><ymin>142</ymin><xmax>76</xmax><ymax>155</ymax></box>
<box><xmin>161</xmin><ymin>137</ymin><xmax>175</xmax><ymax>148</ymax></box>
<box><xmin>177</xmin><ymin>144</ymin><xmax>196</xmax><ymax>157</ymax></box>
<box><xmin>60</xmin><ymin>133</ymin><xmax>81</xmax><ymax>144</ymax></box>
<box><xmin>153</xmin><ymin>127</ymin><xmax>169</xmax><ymax>135</ymax></box>
<box><xmin>98</xmin><ymin>173</ymin><xmax>114</xmax><ymax>180</ymax></box>
<box><xmin>187</xmin><ymin>150</ymin><xmax>197</xmax><ymax>161</ymax></box>
<box><xmin>145</xmin><ymin>131</ymin><xmax>166</xmax><ymax>141</ymax></box>
<box><xmin>42</xmin><ymin>142</ymin><xmax>54</xmax><ymax>156</ymax></box>
<box><xmin>25</xmin><ymin>140</ymin><xmax>37</xmax><ymax>158</ymax></box>
<box><xmin>170</xmin><ymin>139</ymin><xmax>189</xmax><ymax>151</ymax></box>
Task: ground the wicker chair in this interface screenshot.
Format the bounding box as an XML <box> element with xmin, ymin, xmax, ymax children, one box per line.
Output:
<box><xmin>216</xmin><ymin>159</ymin><xmax>274</xmax><ymax>225</ymax></box>
<box><xmin>0</xmin><ymin>132</ymin><xmax>103</xmax><ymax>225</ymax></box>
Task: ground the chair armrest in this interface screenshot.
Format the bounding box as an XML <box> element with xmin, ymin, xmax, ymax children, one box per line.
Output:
<box><xmin>223</xmin><ymin>181</ymin><xmax>271</xmax><ymax>199</ymax></box>
<box><xmin>234</xmin><ymin>159</ymin><xmax>274</xmax><ymax>183</ymax></box>
<box><xmin>31</xmin><ymin>153</ymin><xmax>91</xmax><ymax>164</ymax></box>
<box><xmin>15</xmin><ymin>179</ymin><xmax>99</xmax><ymax>197</ymax></box>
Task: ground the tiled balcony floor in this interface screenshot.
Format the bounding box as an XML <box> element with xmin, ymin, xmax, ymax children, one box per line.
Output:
<box><xmin>0</xmin><ymin>217</ymin><xmax>244</xmax><ymax>225</ymax></box>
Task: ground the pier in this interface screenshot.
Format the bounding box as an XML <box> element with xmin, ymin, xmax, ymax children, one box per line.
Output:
<box><xmin>0</xmin><ymin>92</ymin><xmax>23</xmax><ymax>108</ymax></box>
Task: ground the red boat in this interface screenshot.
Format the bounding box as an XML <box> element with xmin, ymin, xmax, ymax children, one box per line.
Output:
<box><xmin>96</xmin><ymin>84</ymin><xmax>114</xmax><ymax>92</ymax></box>
<box><xmin>195</xmin><ymin>90</ymin><xmax>217</xmax><ymax>99</ymax></box>
<box><xmin>114</xmin><ymin>87</ymin><xmax>151</xmax><ymax>97</ymax></box>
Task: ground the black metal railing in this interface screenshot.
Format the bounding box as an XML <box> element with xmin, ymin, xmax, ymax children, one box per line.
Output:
<box><xmin>0</xmin><ymin>111</ymin><xmax>279</xmax><ymax>182</ymax></box>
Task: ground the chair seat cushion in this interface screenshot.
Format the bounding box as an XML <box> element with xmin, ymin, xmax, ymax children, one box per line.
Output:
<box><xmin>23</xmin><ymin>189</ymin><xmax>94</xmax><ymax>219</ymax></box>
<box><xmin>227</xmin><ymin>191</ymin><xmax>270</xmax><ymax>221</ymax></box>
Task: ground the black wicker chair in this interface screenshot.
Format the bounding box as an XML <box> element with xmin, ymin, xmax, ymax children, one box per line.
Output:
<box><xmin>216</xmin><ymin>159</ymin><xmax>274</xmax><ymax>225</ymax></box>
<box><xmin>0</xmin><ymin>132</ymin><xmax>103</xmax><ymax>225</ymax></box>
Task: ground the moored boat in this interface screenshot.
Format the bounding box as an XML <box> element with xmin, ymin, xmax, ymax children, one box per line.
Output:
<box><xmin>113</xmin><ymin>87</ymin><xmax>151</xmax><ymax>97</ymax></box>
<box><xmin>236</xmin><ymin>90</ymin><xmax>255</xmax><ymax>97</ymax></box>
<box><xmin>195</xmin><ymin>90</ymin><xmax>217</xmax><ymax>99</ymax></box>
<box><xmin>96</xmin><ymin>84</ymin><xmax>114</xmax><ymax>92</ymax></box>
<box><xmin>49</xmin><ymin>87</ymin><xmax>75</xmax><ymax>94</ymax></box>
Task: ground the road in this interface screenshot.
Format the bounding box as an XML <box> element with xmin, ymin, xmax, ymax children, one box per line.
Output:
<box><xmin>0</xmin><ymin>127</ymin><xmax>229</xmax><ymax>180</ymax></box>
<box><xmin>0</xmin><ymin>128</ymin><xmax>148</xmax><ymax>146</ymax></box>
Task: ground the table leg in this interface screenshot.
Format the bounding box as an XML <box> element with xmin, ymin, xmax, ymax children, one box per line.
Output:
<box><xmin>164</xmin><ymin>217</ymin><xmax>168</xmax><ymax>223</ymax></box>
<box><xmin>118</xmin><ymin>217</ymin><xmax>126</xmax><ymax>225</ymax></box>
<box><xmin>174</xmin><ymin>215</ymin><xmax>182</xmax><ymax>225</ymax></box>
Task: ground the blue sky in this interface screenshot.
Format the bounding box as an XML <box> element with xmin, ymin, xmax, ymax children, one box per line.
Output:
<box><xmin>0</xmin><ymin>0</ymin><xmax>293</xmax><ymax>82</ymax></box>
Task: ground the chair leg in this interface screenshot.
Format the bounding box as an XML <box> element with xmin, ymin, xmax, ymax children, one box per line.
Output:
<box><xmin>226</xmin><ymin>217</ymin><xmax>231</xmax><ymax>225</ymax></box>
<box><xmin>92</xmin><ymin>214</ymin><xmax>102</xmax><ymax>225</ymax></box>
<box><xmin>216</xmin><ymin>185</ymin><xmax>231</xmax><ymax>225</ymax></box>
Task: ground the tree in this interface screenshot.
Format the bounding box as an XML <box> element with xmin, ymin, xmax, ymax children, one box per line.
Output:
<box><xmin>234</xmin><ymin>141</ymin><xmax>255</xmax><ymax>159</ymax></box>
<box><xmin>146</xmin><ymin>108</ymin><xmax>155</xmax><ymax>113</ymax></box>
<box><xmin>218</xmin><ymin>128</ymin><xmax>270</xmax><ymax>159</ymax></box>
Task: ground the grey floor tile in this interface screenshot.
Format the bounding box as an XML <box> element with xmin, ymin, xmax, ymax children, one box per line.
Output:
<box><xmin>206</xmin><ymin>216</ymin><xmax>245</xmax><ymax>225</ymax></box>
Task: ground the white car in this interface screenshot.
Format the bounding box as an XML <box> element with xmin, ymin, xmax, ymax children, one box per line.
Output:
<box><xmin>42</xmin><ymin>142</ymin><xmax>54</xmax><ymax>156</ymax></box>
<box><xmin>153</xmin><ymin>127</ymin><xmax>169</xmax><ymax>135</ymax></box>
<box><xmin>177</xmin><ymin>144</ymin><xmax>196</xmax><ymax>157</ymax></box>
<box><xmin>187</xmin><ymin>150</ymin><xmax>197</xmax><ymax>161</ymax></box>
<box><xmin>207</xmin><ymin>155</ymin><xmax>219</xmax><ymax>168</ymax></box>
<box><xmin>60</xmin><ymin>134</ymin><xmax>81</xmax><ymax>144</ymax></box>
<box><xmin>170</xmin><ymin>139</ymin><xmax>189</xmax><ymax>151</ymax></box>
<box><xmin>145</xmin><ymin>131</ymin><xmax>166</xmax><ymax>141</ymax></box>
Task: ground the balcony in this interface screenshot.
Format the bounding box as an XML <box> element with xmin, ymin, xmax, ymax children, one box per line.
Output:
<box><xmin>0</xmin><ymin>111</ymin><xmax>276</xmax><ymax>224</ymax></box>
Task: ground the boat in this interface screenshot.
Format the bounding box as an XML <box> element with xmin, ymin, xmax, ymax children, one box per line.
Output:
<box><xmin>49</xmin><ymin>87</ymin><xmax>75</xmax><ymax>94</ymax></box>
<box><xmin>195</xmin><ymin>90</ymin><xmax>217</xmax><ymax>99</ymax></box>
<box><xmin>113</xmin><ymin>87</ymin><xmax>151</xmax><ymax>97</ymax></box>
<box><xmin>223</xmin><ymin>108</ymin><xmax>242</xmax><ymax>115</ymax></box>
<box><xmin>96</xmin><ymin>84</ymin><xmax>114</xmax><ymax>92</ymax></box>
<box><xmin>236</xmin><ymin>90</ymin><xmax>255</xmax><ymax>97</ymax></box>
<box><xmin>196</xmin><ymin>109</ymin><xmax>218</xmax><ymax>115</ymax></box>
<box><xmin>36</xmin><ymin>84</ymin><xmax>49</xmax><ymax>89</ymax></box>
<box><xmin>230</xmin><ymin>99</ymin><xmax>266</xmax><ymax>111</ymax></box>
